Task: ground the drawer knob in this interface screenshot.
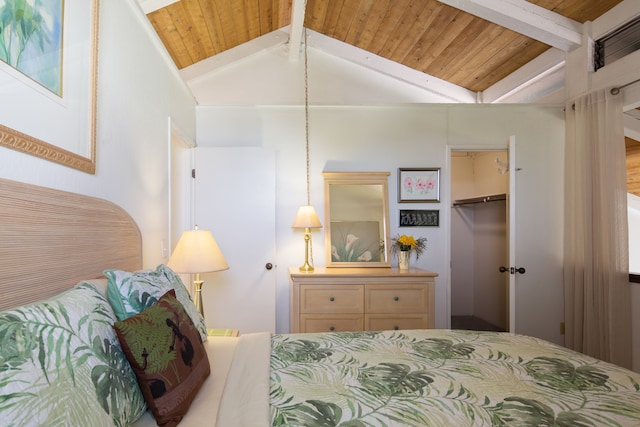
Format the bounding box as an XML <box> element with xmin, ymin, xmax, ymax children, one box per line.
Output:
<box><xmin>329</xmin><ymin>326</ymin><xmax>335</xmax><ymax>331</ymax></box>
<box><xmin>329</xmin><ymin>297</ymin><xmax>335</xmax><ymax>302</ymax></box>
<box><xmin>394</xmin><ymin>296</ymin><xmax>399</xmax><ymax>301</ymax></box>
<box><xmin>394</xmin><ymin>326</ymin><xmax>399</xmax><ymax>330</ymax></box>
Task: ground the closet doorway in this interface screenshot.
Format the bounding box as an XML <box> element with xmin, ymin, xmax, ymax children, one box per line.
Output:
<box><xmin>450</xmin><ymin>150</ymin><xmax>509</xmax><ymax>332</ymax></box>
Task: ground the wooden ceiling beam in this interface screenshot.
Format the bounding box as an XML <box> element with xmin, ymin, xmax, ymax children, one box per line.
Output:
<box><xmin>481</xmin><ymin>47</ymin><xmax>566</xmax><ymax>103</ymax></box>
<box><xmin>437</xmin><ymin>0</ymin><xmax>582</xmax><ymax>51</ymax></box>
<box><xmin>288</xmin><ymin>0</ymin><xmax>306</xmax><ymax>60</ymax></box>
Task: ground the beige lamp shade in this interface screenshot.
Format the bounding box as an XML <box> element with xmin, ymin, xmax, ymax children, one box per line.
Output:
<box><xmin>167</xmin><ymin>228</ymin><xmax>229</xmax><ymax>274</ymax></box>
<box><xmin>292</xmin><ymin>205</ymin><xmax>322</xmax><ymax>229</ymax></box>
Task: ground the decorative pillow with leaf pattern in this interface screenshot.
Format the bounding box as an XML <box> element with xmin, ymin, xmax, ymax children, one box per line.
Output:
<box><xmin>0</xmin><ymin>282</ymin><xmax>147</xmax><ymax>427</ymax></box>
<box><xmin>105</xmin><ymin>264</ymin><xmax>207</xmax><ymax>342</ymax></box>
<box><xmin>114</xmin><ymin>290</ymin><xmax>210</xmax><ymax>427</ymax></box>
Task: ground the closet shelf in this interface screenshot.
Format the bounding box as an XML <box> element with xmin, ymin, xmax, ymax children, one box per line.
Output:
<box><xmin>453</xmin><ymin>193</ymin><xmax>506</xmax><ymax>207</ymax></box>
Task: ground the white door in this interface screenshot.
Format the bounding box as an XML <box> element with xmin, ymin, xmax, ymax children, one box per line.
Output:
<box><xmin>194</xmin><ymin>147</ymin><xmax>277</xmax><ymax>334</ymax></box>
<box><xmin>507</xmin><ymin>136</ymin><xmax>564</xmax><ymax>345</ymax></box>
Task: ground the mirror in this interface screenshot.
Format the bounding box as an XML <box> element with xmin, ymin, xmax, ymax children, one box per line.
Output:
<box><xmin>323</xmin><ymin>172</ymin><xmax>391</xmax><ymax>267</ymax></box>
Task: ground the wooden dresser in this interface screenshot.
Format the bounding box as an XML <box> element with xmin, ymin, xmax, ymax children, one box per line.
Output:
<box><xmin>289</xmin><ymin>267</ymin><xmax>438</xmax><ymax>333</ymax></box>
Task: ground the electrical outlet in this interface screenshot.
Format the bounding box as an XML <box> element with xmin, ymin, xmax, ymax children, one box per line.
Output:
<box><xmin>560</xmin><ymin>322</ymin><xmax>565</xmax><ymax>335</ymax></box>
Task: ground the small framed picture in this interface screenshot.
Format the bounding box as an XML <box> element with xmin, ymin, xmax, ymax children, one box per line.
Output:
<box><xmin>398</xmin><ymin>168</ymin><xmax>440</xmax><ymax>203</ymax></box>
<box><xmin>399</xmin><ymin>209</ymin><xmax>440</xmax><ymax>227</ymax></box>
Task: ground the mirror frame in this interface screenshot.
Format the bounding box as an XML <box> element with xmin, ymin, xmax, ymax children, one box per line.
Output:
<box><xmin>323</xmin><ymin>172</ymin><xmax>391</xmax><ymax>268</ymax></box>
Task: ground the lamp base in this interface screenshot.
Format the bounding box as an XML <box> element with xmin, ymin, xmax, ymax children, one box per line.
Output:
<box><xmin>299</xmin><ymin>229</ymin><xmax>314</xmax><ymax>273</ymax></box>
<box><xmin>193</xmin><ymin>278</ymin><xmax>204</xmax><ymax>318</ymax></box>
<box><xmin>299</xmin><ymin>262</ymin><xmax>314</xmax><ymax>273</ymax></box>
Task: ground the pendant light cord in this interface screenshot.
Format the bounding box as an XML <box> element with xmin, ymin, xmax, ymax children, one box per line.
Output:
<box><xmin>304</xmin><ymin>26</ymin><xmax>315</xmax><ymax>266</ymax></box>
<box><xmin>304</xmin><ymin>27</ymin><xmax>311</xmax><ymax>206</ymax></box>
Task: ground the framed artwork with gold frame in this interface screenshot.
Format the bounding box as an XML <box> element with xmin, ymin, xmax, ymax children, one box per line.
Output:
<box><xmin>0</xmin><ymin>0</ymin><xmax>99</xmax><ymax>174</ymax></box>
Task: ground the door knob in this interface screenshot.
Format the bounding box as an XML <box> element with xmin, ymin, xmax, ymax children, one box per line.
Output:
<box><xmin>265</xmin><ymin>263</ymin><xmax>273</xmax><ymax>270</ymax></box>
<box><xmin>500</xmin><ymin>266</ymin><xmax>525</xmax><ymax>274</ymax></box>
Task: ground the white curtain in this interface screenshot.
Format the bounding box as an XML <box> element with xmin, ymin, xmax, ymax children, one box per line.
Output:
<box><xmin>564</xmin><ymin>88</ymin><xmax>631</xmax><ymax>369</ymax></box>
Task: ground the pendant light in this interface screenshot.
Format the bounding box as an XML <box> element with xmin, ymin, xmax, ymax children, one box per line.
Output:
<box><xmin>292</xmin><ymin>28</ymin><xmax>322</xmax><ymax>272</ymax></box>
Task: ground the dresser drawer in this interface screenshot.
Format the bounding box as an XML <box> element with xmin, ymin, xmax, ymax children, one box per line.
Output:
<box><xmin>300</xmin><ymin>314</ymin><xmax>364</xmax><ymax>333</ymax></box>
<box><xmin>300</xmin><ymin>284</ymin><xmax>364</xmax><ymax>313</ymax></box>
<box><xmin>290</xmin><ymin>267</ymin><xmax>437</xmax><ymax>334</ymax></box>
<box><xmin>365</xmin><ymin>284</ymin><xmax>428</xmax><ymax>313</ymax></box>
<box><xmin>364</xmin><ymin>314</ymin><xmax>429</xmax><ymax>331</ymax></box>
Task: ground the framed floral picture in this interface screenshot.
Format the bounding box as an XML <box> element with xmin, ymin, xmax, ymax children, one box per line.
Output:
<box><xmin>398</xmin><ymin>168</ymin><xmax>440</xmax><ymax>203</ymax></box>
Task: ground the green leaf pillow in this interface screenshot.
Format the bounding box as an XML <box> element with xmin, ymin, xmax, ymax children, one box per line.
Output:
<box><xmin>0</xmin><ymin>282</ymin><xmax>147</xmax><ymax>426</ymax></box>
<box><xmin>114</xmin><ymin>290</ymin><xmax>210</xmax><ymax>426</ymax></box>
<box><xmin>105</xmin><ymin>264</ymin><xmax>207</xmax><ymax>342</ymax></box>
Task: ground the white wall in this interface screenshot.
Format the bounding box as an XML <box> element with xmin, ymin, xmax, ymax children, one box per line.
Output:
<box><xmin>197</xmin><ymin>104</ymin><xmax>565</xmax><ymax>339</ymax></box>
<box><xmin>0</xmin><ymin>0</ymin><xmax>196</xmax><ymax>268</ymax></box>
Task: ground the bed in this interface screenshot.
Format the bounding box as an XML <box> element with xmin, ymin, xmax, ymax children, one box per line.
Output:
<box><xmin>220</xmin><ymin>330</ymin><xmax>640</xmax><ymax>426</ymax></box>
<box><xmin>1</xmin><ymin>177</ymin><xmax>640</xmax><ymax>427</ymax></box>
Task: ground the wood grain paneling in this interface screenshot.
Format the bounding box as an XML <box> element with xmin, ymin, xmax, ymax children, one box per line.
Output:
<box><xmin>144</xmin><ymin>0</ymin><xmax>624</xmax><ymax>92</ymax></box>
<box><xmin>0</xmin><ymin>179</ymin><xmax>142</xmax><ymax>311</ymax></box>
<box><xmin>148</xmin><ymin>0</ymin><xmax>292</xmax><ymax>69</ymax></box>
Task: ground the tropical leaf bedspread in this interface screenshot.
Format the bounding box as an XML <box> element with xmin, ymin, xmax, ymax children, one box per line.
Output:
<box><xmin>269</xmin><ymin>330</ymin><xmax>640</xmax><ymax>426</ymax></box>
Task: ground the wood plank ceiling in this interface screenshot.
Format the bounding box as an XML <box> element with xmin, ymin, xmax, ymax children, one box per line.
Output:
<box><xmin>146</xmin><ymin>0</ymin><xmax>624</xmax><ymax>92</ymax></box>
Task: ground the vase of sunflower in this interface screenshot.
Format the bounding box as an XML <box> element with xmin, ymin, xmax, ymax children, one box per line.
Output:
<box><xmin>392</xmin><ymin>235</ymin><xmax>427</xmax><ymax>270</ymax></box>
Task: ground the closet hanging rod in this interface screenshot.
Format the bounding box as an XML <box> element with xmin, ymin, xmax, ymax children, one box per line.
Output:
<box><xmin>453</xmin><ymin>193</ymin><xmax>506</xmax><ymax>207</ymax></box>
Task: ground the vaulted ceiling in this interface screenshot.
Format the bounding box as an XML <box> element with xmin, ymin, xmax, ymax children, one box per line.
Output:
<box><xmin>140</xmin><ymin>0</ymin><xmax>624</xmax><ymax>96</ymax></box>
<box><xmin>137</xmin><ymin>0</ymin><xmax>639</xmax><ymax>196</ymax></box>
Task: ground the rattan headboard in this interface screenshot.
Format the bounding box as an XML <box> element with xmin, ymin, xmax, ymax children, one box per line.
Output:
<box><xmin>0</xmin><ymin>178</ymin><xmax>142</xmax><ymax>311</ymax></box>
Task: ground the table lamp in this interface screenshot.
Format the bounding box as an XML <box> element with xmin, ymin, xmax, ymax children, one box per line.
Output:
<box><xmin>167</xmin><ymin>227</ymin><xmax>229</xmax><ymax>317</ymax></box>
<box><xmin>292</xmin><ymin>205</ymin><xmax>322</xmax><ymax>272</ymax></box>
